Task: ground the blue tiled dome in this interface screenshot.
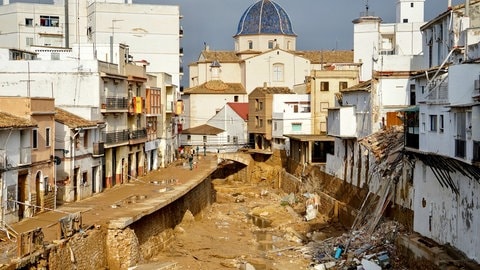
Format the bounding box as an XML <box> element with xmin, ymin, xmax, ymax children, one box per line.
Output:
<box><xmin>236</xmin><ymin>0</ymin><xmax>295</xmax><ymax>36</ymax></box>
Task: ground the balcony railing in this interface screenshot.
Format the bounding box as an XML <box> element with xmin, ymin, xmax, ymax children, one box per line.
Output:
<box><xmin>102</xmin><ymin>130</ymin><xmax>129</xmax><ymax>144</ymax></box>
<box><xmin>130</xmin><ymin>129</ymin><xmax>147</xmax><ymax>140</ymax></box>
<box><xmin>102</xmin><ymin>97</ymin><xmax>128</xmax><ymax>110</ymax></box>
<box><xmin>455</xmin><ymin>139</ymin><xmax>466</xmax><ymax>158</ymax></box>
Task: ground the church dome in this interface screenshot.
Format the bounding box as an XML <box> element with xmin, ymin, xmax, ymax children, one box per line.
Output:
<box><xmin>235</xmin><ymin>0</ymin><xmax>295</xmax><ymax>36</ymax></box>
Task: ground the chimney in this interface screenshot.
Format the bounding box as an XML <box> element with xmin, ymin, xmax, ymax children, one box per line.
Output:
<box><xmin>448</xmin><ymin>0</ymin><xmax>452</xmax><ymax>8</ymax></box>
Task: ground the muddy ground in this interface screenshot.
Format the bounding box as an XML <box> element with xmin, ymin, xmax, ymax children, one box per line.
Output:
<box><xmin>147</xmin><ymin>177</ymin><xmax>348</xmax><ymax>270</ymax></box>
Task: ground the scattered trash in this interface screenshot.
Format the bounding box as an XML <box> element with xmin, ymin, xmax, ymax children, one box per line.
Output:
<box><xmin>280</xmin><ymin>193</ymin><xmax>296</xmax><ymax>206</ymax></box>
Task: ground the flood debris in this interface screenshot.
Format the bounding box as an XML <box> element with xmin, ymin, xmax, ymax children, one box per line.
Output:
<box><xmin>304</xmin><ymin>193</ymin><xmax>320</xmax><ymax>221</ymax></box>
<box><xmin>304</xmin><ymin>220</ymin><xmax>401</xmax><ymax>270</ymax></box>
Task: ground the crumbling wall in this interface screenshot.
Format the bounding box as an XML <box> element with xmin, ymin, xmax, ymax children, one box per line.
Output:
<box><xmin>48</xmin><ymin>228</ymin><xmax>107</xmax><ymax>270</ymax></box>
<box><xmin>106</xmin><ymin>228</ymin><xmax>140</xmax><ymax>270</ymax></box>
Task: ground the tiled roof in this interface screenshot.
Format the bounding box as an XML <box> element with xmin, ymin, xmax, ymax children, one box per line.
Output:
<box><xmin>181</xmin><ymin>124</ymin><xmax>224</xmax><ymax>135</ymax></box>
<box><xmin>228</xmin><ymin>102</ymin><xmax>249</xmax><ymax>121</ymax></box>
<box><xmin>55</xmin><ymin>107</ymin><xmax>97</xmax><ymax>129</ymax></box>
<box><xmin>341</xmin><ymin>79</ymin><xmax>372</xmax><ymax>92</ymax></box>
<box><xmin>183</xmin><ymin>80</ymin><xmax>246</xmax><ymax>95</ymax></box>
<box><xmin>251</xmin><ymin>86</ymin><xmax>294</xmax><ymax>94</ymax></box>
<box><xmin>236</xmin><ymin>0</ymin><xmax>295</xmax><ymax>36</ymax></box>
<box><xmin>297</xmin><ymin>50</ymin><xmax>354</xmax><ymax>64</ymax></box>
<box><xmin>0</xmin><ymin>112</ymin><xmax>35</xmax><ymax>128</ymax></box>
<box><xmin>200</xmin><ymin>51</ymin><xmax>241</xmax><ymax>63</ymax></box>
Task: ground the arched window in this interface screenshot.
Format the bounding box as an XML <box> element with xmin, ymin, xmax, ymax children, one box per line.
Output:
<box><xmin>272</xmin><ymin>63</ymin><xmax>284</xmax><ymax>82</ymax></box>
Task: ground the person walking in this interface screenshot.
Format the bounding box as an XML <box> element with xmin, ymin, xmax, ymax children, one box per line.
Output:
<box><xmin>188</xmin><ymin>154</ymin><xmax>193</xmax><ymax>170</ymax></box>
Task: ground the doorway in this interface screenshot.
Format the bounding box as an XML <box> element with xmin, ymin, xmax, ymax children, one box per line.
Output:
<box><xmin>17</xmin><ymin>171</ymin><xmax>28</xmax><ymax>220</ymax></box>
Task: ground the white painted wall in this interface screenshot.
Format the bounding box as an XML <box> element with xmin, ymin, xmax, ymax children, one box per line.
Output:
<box><xmin>187</xmin><ymin>94</ymin><xmax>247</xmax><ymax>129</ymax></box>
<box><xmin>244</xmin><ymin>49</ymin><xmax>310</xmax><ymax>93</ymax></box>
<box><xmin>413</xmin><ymin>160</ymin><xmax>480</xmax><ymax>262</ymax></box>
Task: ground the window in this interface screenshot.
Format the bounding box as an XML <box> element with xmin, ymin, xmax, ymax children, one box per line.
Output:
<box><xmin>410</xmin><ymin>3</ymin><xmax>414</xmax><ymax>7</ymax></box>
<box><xmin>403</xmin><ymin>19</ymin><xmax>409</xmax><ymax>23</ymax></box>
<box><xmin>421</xmin><ymin>113</ymin><xmax>426</xmax><ymax>132</ymax></box>
<box><xmin>255</xmin><ymin>116</ymin><xmax>259</xmax><ymax>127</ymax></box>
<box><xmin>227</xmin><ymin>135</ymin><xmax>230</xmax><ymax>143</ymax></box>
<box><xmin>267</xmin><ymin>119</ymin><xmax>272</xmax><ymax>125</ymax></box>
<box><xmin>268</xmin><ymin>40</ymin><xmax>274</xmax><ymax>49</ymax></box>
<box><xmin>274</xmin><ymin>122</ymin><xmax>278</xmax><ymax>131</ymax></box>
<box><xmin>187</xmin><ymin>135</ymin><xmax>191</xmax><ymax>143</ymax></box>
<box><xmin>83</xmin><ymin>130</ymin><xmax>88</xmax><ymax>148</ymax></box>
<box><xmin>248</xmin><ymin>40</ymin><xmax>253</xmax><ymax>49</ymax></box>
<box><xmin>320</xmin><ymin>82</ymin><xmax>329</xmax><ymax>91</ymax></box>
<box><xmin>410</xmin><ymin>84</ymin><xmax>416</xmax><ymax>105</ymax></box>
<box><xmin>40</xmin><ymin>15</ymin><xmax>59</xmax><ymax>27</ymax></box>
<box><xmin>291</xmin><ymin>123</ymin><xmax>302</xmax><ymax>132</ymax></box>
<box><xmin>203</xmin><ymin>136</ymin><xmax>207</xmax><ymax>142</ymax></box>
<box><xmin>233</xmin><ymin>136</ymin><xmax>238</xmax><ymax>144</ymax></box>
<box><xmin>439</xmin><ymin>115</ymin><xmax>444</xmax><ymax>133</ymax></box>
<box><xmin>45</xmin><ymin>128</ymin><xmax>51</xmax><ymax>147</ymax></box>
<box><xmin>259</xmin><ymin>119</ymin><xmax>263</xmax><ymax>128</ymax></box>
<box><xmin>272</xmin><ymin>63</ymin><xmax>284</xmax><ymax>82</ymax></box>
<box><xmin>339</xmin><ymin>81</ymin><xmax>348</xmax><ymax>90</ymax></box>
<box><xmin>32</xmin><ymin>129</ymin><xmax>38</xmax><ymax>149</ymax></box>
<box><xmin>234</xmin><ymin>96</ymin><xmax>239</xmax><ymax>102</ymax></box>
<box><xmin>430</xmin><ymin>115</ymin><xmax>437</xmax><ymax>132</ymax></box>
<box><xmin>25</xmin><ymin>18</ymin><xmax>33</xmax><ymax>26</ymax></box>
<box><xmin>26</xmin><ymin>37</ymin><xmax>33</xmax><ymax>46</ymax></box>
<box><xmin>293</xmin><ymin>104</ymin><xmax>298</xmax><ymax>113</ymax></box>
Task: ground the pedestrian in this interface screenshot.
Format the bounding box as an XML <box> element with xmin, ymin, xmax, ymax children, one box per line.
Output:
<box><xmin>203</xmin><ymin>143</ymin><xmax>206</xmax><ymax>156</ymax></box>
<box><xmin>188</xmin><ymin>154</ymin><xmax>193</xmax><ymax>170</ymax></box>
<box><xmin>196</xmin><ymin>145</ymin><xmax>199</xmax><ymax>158</ymax></box>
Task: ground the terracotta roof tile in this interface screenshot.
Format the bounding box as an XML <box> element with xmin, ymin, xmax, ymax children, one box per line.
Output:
<box><xmin>200</xmin><ymin>50</ymin><xmax>241</xmax><ymax>63</ymax></box>
<box><xmin>0</xmin><ymin>112</ymin><xmax>36</xmax><ymax>128</ymax></box>
<box><xmin>183</xmin><ymin>80</ymin><xmax>246</xmax><ymax>94</ymax></box>
<box><xmin>251</xmin><ymin>86</ymin><xmax>294</xmax><ymax>94</ymax></box>
<box><xmin>228</xmin><ymin>102</ymin><xmax>249</xmax><ymax>121</ymax></box>
<box><xmin>181</xmin><ymin>124</ymin><xmax>224</xmax><ymax>135</ymax></box>
<box><xmin>296</xmin><ymin>50</ymin><xmax>354</xmax><ymax>64</ymax></box>
<box><xmin>55</xmin><ymin>107</ymin><xmax>97</xmax><ymax>129</ymax></box>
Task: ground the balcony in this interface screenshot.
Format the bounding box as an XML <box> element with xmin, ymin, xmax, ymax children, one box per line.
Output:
<box><xmin>102</xmin><ymin>130</ymin><xmax>129</xmax><ymax>145</ymax></box>
<box><xmin>129</xmin><ymin>128</ymin><xmax>147</xmax><ymax>144</ymax></box>
<box><xmin>128</xmin><ymin>97</ymin><xmax>145</xmax><ymax>115</ymax></box>
<box><xmin>93</xmin><ymin>142</ymin><xmax>105</xmax><ymax>157</ymax></box>
<box><xmin>101</xmin><ymin>97</ymin><xmax>128</xmax><ymax>112</ymax></box>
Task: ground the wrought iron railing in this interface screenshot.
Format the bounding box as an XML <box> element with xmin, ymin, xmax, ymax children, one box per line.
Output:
<box><xmin>102</xmin><ymin>130</ymin><xmax>129</xmax><ymax>144</ymax></box>
<box><xmin>103</xmin><ymin>97</ymin><xmax>128</xmax><ymax>110</ymax></box>
<box><xmin>130</xmin><ymin>129</ymin><xmax>147</xmax><ymax>140</ymax></box>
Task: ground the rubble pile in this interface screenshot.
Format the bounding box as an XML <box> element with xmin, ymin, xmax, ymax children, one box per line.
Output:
<box><xmin>302</xmin><ymin>221</ymin><xmax>406</xmax><ymax>270</ymax></box>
